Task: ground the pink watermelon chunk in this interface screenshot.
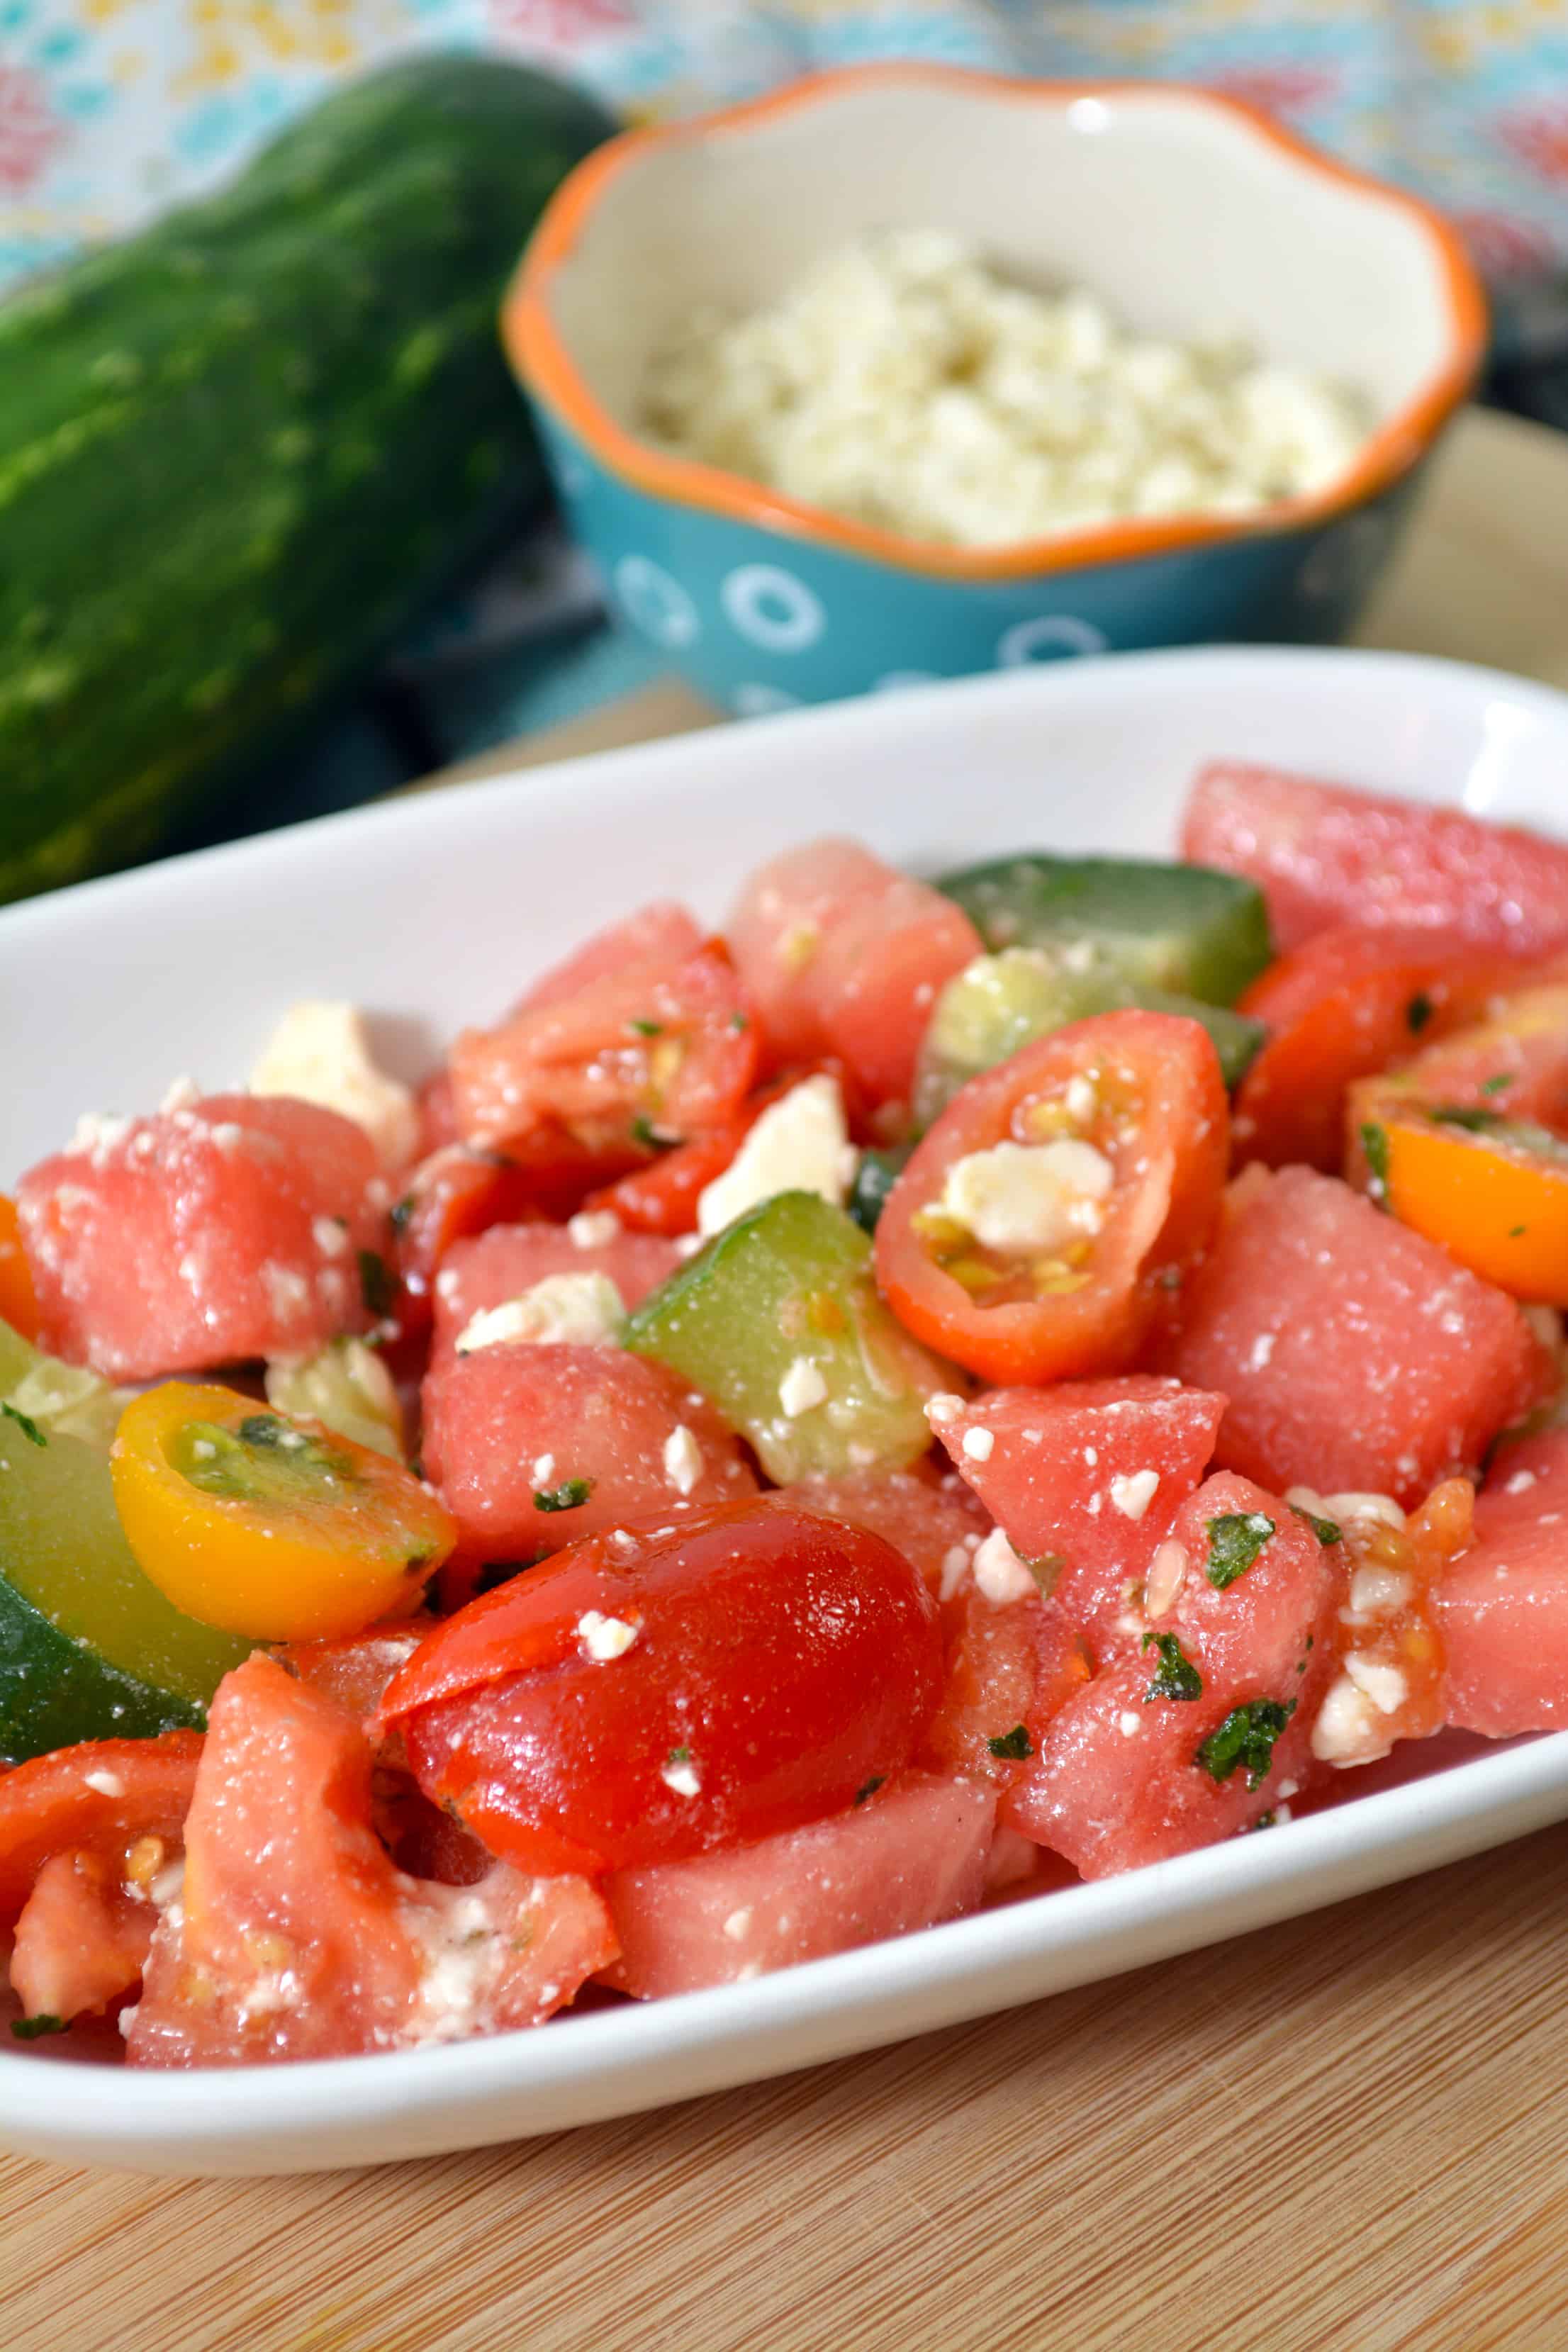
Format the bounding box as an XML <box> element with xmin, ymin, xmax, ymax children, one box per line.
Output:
<box><xmin>1160</xmin><ymin>1166</ymin><xmax>1552</xmax><ymax>1506</ymax></box>
<box><xmin>603</xmin><ymin>1770</ymin><xmax>995</xmax><ymax>1998</ymax></box>
<box><xmin>420</xmin><ymin>1340</ymin><xmax>757</xmax><ymax>1559</ymax></box>
<box><xmin>1437</xmin><ymin>1429</ymin><xmax>1568</xmax><ymax>1735</ymax></box>
<box><xmin>18</xmin><ymin>1093</ymin><xmax>386</xmax><ymax>1379</ymax></box>
<box><xmin>919</xmin><ymin>1581</ymin><xmax>1090</xmax><ymax>1791</ymax></box>
<box><xmin>788</xmin><ymin>1467</ymin><xmax>990</xmax><ymax>1595</ymax></box>
<box><xmin>928</xmin><ymin>1378</ymin><xmax>1228</xmax><ymax>1653</ymax></box>
<box><xmin>431</xmin><ymin>1219</ymin><xmax>682</xmax><ymax>1360</ymax></box>
<box><xmin>1183</xmin><ymin>763</ymin><xmax>1568</xmax><ymax>956</ymax></box>
<box><xmin>1004</xmin><ymin>1472</ymin><xmax>1339</xmax><ymax>1875</ymax></box>
<box><xmin>513</xmin><ymin>902</ymin><xmax>703</xmax><ymax>1015</ymax></box>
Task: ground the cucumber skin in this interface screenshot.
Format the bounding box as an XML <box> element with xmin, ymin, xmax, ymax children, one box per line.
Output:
<box><xmin>0</xmin><ymin>56</ymin><xmax>616</xmax><ymax>903</ymax></box>
<box><xmin>0</xmin><ymin>1578</ymin><xmax>203</xmax><ymax>1765</ymax></box>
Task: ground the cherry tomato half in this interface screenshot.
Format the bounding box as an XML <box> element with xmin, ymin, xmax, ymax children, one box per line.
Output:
<box><xmin>111</xmin><ymin>1382</ymin><xmax>458</xmax><ymax>1641</ymax></box>
<box><xmin>376</xmin><ymin>1499</ymin><xmax>943</xmax><ymax>1876</ymax></box>
<box><xmin>875</xmin><ymin>1011</ymin><xmax>1228</xmax><ymax>1386</ymax></box>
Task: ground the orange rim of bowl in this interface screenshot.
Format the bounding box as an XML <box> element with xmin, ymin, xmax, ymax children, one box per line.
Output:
<box><xmin>504</xmin><ymin>64</ymin><xmax>1489</xmax><ymax>584</ymax></box>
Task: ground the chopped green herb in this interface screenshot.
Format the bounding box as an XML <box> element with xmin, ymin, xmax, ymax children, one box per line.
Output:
<box><xmin>1155</xmin><ymin>1266</ymin><xmax>1185</xmax><ymax>1292</ymax></box>
<box><xmin>1289</xmin><ymin>1503</ymin><xmax>1343</xmax><ymax>1548</ymax></box>
<box><xmin>1406</xmin><ymin>991</ymin><xmax>1434</xmax><ymax>1034</ymax></box>
<box><xmin>627</xmin><ymin>1017</ymin><xmax>663</xmax><ymax>1038</ymax></box>
<box><xmin>729</xmin><ymin>1012</ymin><xmax>750</xmax><ymax>1033</ymax></box>
<box><xmin>1</xmin><ymin>1404</ymin><xmax>46</xmax><ymax>1448</ymax></box>
<box><xmin>1247</xmin><ymin>1811</ymin><xmax>1278</xmax><ymax>1833</ymax></box>
<box><xmin>1430</xmin><ymin>1104</ymin><xmax>1503</xmax><ymax>1132</ymax></box>
<box><xmin>237</xmin><ymin>1413</ymin><xmax>284</xmax><ymax>1447</ymax></box>
<box><xmin>853</xmin><ymin>1775</ymin><xmax>885</xmax><ymax>1805</ymax></box>
<box><xmin>1479</xmin><ymin>1072</ymin><xmax>1515</xmax><ymax>1097</ymax></box>
<box><xmin>533</xmin><ymin>1477</ymin><xmax>593</xmax><ymax>1513</ymax></box>
<box><xmin>1142</xmin><ymin>1631</ymin><xmax>1202</xmax><ymax>1703</ymax></box>
<box><xmin>1509</xmin><ymin>1225</ymin><xmax>1528</xmax><ymax>1239</ymax></box>
<box><xmin>987</xmin><ymin>1723</ymin><xmax>1034</xmax><ymax>1761</ymax></box>
<box><xmin>1195</xmin><ymin>1698</ymin><xmax>1296</xmax><ymax>1789</ymax></box>
<box><xmin>668</xmin><ymin>1745</ymin><xmax>691</xmax><ymax>1764</ymax></box>
<box><xmin>10</xmin><ymin>2012</ymin><xmax>66</xmax><ymax>2040</ymax></box>
<box><xmin>389</xmin><ymin>1194</ymin><xmax>414</xmax><ymax>1236</ymax></box>
<box><xmin>358</xmin><ymin>1248</ymin><xmax>396</xmax><ymax>1317</ymax></box>
<box><xmin>1360</xmin><ymin>1121</ymin><xmax>1389</xmax><ymax>1197</ymax></box>
<box><xmin>1204</xmin><ymin>1512</ymin><xmax>1275</xmax><ymax>1590</ymax></box>
<box><xmin>630</xmin><ymin>1114</ymin><xmax>660</xmax><ymax>1150</ymax></box>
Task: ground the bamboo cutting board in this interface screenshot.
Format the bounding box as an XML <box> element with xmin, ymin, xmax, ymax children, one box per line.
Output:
<box><xmin>6</xmin><ymin>405</ymin><xmax>1568</xmax><ymax>2352</ymax></box>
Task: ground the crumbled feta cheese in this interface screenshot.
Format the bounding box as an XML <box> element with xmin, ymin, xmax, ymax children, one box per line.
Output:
<box><xmin>563</xmin><ymin>1209</ymin><xmax>618</xmax><ymax>1251</ymax></box>
<box><xmin>1064</xmin><ymin>1074</ymin><xmax>1098</xmax><ymax>1124</ymax></box>
<box><xmin>1504</xmin><ymin>1468</ymin><xmax>1538</xmax><ymax>1496</ymax></box>
<box><xmin>1246</xmin><ymin>1331</ymin><xmax>1277</xmax><ymax>1372</ymax></box>
<box><xmin>660</xmin><ymin>1754</ymin><xmax>702</xmax><ymax>1798</ymax></box>
<box><xmin>939</xmin><ymin>1542</ymin><xmax>974</xmax><ymax>1603</ymax></box>
<box><xmin>262</xmin><ymin>1263</ymin><xmax>309</xmax><ymax>1320</ymax></box>
<box><xmin>663</xmin><ymin>1423</ymin><xmax>703</xmax><ymax>1496</ymax></box>
<box><xmin>722</xmin><ymin>1908</ymin><xmax>753</xmax><ymax>1942</ymax></box>
<box><xmin>941</xmin><ymin>1137</ymin><xmax>1114</xmax><ymax>1255</ymax></box>
<box><xmin>925</xmin><ymin>1392</ymin><xmax>964</xmax><ymax>1427</ymax></box>
<box><xmin>82</xmin><ymin>1769</ymin><xmax>124</xmax><ymax>1798</ymax></box>
<box><xmin>250</xmin><ymin>1000</ymin><xmax>418</xmax><ymax>1171</ymax></box>
<box><xmin>1311</xmin><ymin>1671</ymin><xmax>1383</xmax><ymax>1766</ymax></box>
<box><xmin>1348</xmin><ymin>1566</ymin><xmax>1413</xmax><ymax>1617</ymax></box>
<box><xmin>69</xmin><ymin>1111</ymin><xmax>132</xmax><ymax>1163</ymax></box>
<box><xmin>696</xmin><ymin>1074</ymin><xmax>855</xmax><ymax>1235</ymax></box>
<box><xmin>1118</xmin><ymin>1710</ymin><xmax>1143</xmax><ymax>1739</ymax></box>
<box><xmin>1343</xmin><ymin>1652</ymin><xmax>1408</xmax><ymax>1715</ymax></box>
<box><xmin>311</xmin><ymin>1215</ymin><xmax>349</xmax><ymax>1258</ymax></box>
<box><xmin>159</xmin><ymin>1075</ymin><xmax>201</xmax><ymax>1115</ymax></box>
<box><xmin>641</xmin><ymin>229</ymin><xmax>1367</xmax><ymax>549</ymax></box>
<box><xmin>532</xmin><ymin>1452</ymin><xmax>555</xmax><ymax>1484</ymax></box>
<box><xmin>576</xmin><ymin>1611</ymin><xmax>638</xmax><ymax>1662</ymax></box>
<box><xmin>973</xmin><ymin>1526</ymin><xmax>1036</xmax><ymax>1604</ymax></box>
<box><xmin>1286</xmin><ymin>1484</ymin><xmax>1406</xmax><ymax>1532</ymax></box>
<box><xmin>1109</xmin><ymin>1469</ymin><xmax>1160</xmax><ymax>1521</ymax></box>
<box><xmin>454</xmin><ymin>1271</ymin><xmax>625</xmax><ymax>1356</ymax></box>
<box><xmin>778</xmin><ymin>1356</ymin><xmax>829</xmax><ymax>1417</ymax></box>
<box><xmin>961</xmin><ymin>1425</ymin><xmax>995</xmax><ymax>1462</ymax></box>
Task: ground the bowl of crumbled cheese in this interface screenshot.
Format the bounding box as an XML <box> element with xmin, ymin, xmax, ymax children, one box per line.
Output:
<box><xmin>504</xmin><ymin>66</ymin><xmax>1486</xmax><ymax>715</ymax></box>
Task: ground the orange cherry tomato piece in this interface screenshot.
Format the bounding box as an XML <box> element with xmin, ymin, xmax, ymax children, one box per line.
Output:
<box><xmin>111</xmin><ymin>1383</ymin><xmax>457</xmax><ymax>1641</ymax></box>
<box><xmin>0</xmin><ymin>1193</ymin><xmax>41</xmax><ymax>1343</ymax></box>
<box><xmin>1368</xmin><ymin>1114</ymin><xmax>1568</xmax><ymax>1304</ymax></box>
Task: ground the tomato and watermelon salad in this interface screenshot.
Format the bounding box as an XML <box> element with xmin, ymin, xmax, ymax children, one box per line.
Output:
<box><xmin>2</xmin><ymin>766</ymin><xmax>1567</xmax><ymax>2072</ymax></box>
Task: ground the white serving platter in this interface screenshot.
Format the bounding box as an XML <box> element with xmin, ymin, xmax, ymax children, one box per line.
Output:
<box><xmin>2</xmin><ymin>644</ymin><xmax>1566</xmax><ymax>2175</ymax></box>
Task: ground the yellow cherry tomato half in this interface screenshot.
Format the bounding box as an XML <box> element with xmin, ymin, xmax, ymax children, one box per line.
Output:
<box><xmin>1375</xmin><ymin>1114</ymin><xmax>1568</xmax><ymax>1306</ymax></box>
<box><xmin>110</xmin><ymin>1382</ymin><xmax>457</xmax><ymax>1640</ymax></box>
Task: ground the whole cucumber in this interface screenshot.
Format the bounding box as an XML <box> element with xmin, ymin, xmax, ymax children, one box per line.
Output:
<box><xmin>0</xmin><ymin>55</ymin><xmax>615</xmax><ymax>901</ymax></box>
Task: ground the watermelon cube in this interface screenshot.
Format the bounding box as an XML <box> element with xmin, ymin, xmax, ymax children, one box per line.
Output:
<box><xmin>1437</xmin><ymin>1429</ymin><xmax>1568</xmax><ymax>1736</ymax></box>
<box><xmin>1183</xmin><ymin>763</ymin><xmax>1568</xmax><ymax>956</ymax></box>
<box><xmin>1004</xmin><ymin>1472</ymin><xmax>1338</xmax><ymax>1875</ymax></box>
<box><xmin>1160</xmin><ymin>1167</ymin><xmax>1552</xmax><ymax>1506</ymax></box>
<box><xmin>928</xmin><ymin>1377</ymin><xmax>1227</xmax><ymax>1652</ymax></box>
<box><xmin>603</xmin><ymin>1770</ymin><xmax>995</xmax><ymax>1998</ymax></box>
<box><xmin>431</xmin><ymin>1220</ymin><xmax>682</xmax><ymax>1360</ymax></box>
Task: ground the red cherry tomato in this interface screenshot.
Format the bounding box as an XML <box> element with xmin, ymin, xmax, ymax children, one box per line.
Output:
<box><xmin>376</xmin><ymin>1500</ymin><xmax>942</xmax><ymax>1876</ymax></box>
<box><xmin>1233</xmin><ymin>926</ymin><xmax>1528</xmax><ymax>1170</ymax></box>
<box><xmin>582</xmin><ymin>1062</ymin><xmax>858</xmax><ymax>1236</ymax></box>
<box><xmin>875</xmin><ymin>1011</ymin><xmax>1228</xmax><ymax>1387</ymax></box>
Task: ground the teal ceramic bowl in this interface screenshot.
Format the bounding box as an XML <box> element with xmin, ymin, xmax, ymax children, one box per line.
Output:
<box><xmin>505</xmin><ymin>67</ymin><xmax>1486</xmax><ymax>717</ymax></box>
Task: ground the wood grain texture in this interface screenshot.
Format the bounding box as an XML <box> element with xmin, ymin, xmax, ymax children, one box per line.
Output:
<box><xmin>6</xmin><ymin>400</ymin><xmax>1568</xmax><ymax>2352</ymax></box>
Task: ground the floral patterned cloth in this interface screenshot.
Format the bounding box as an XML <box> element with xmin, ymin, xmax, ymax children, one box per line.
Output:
<box><xmin>4</xmin><ymin>0</ymin><xmax>1568</xmax><ymax>352</ymax></box>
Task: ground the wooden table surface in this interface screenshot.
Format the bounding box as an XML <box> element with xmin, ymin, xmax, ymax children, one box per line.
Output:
<box><xmin>9</xmin><ymin>405</ymin><xmax>1568</xmax><ymax>2352</ymax></box>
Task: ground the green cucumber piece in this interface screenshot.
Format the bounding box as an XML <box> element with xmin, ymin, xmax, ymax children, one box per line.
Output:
<box><xmin>914</xmin><ymin>948</ymin><xmax>1265</xmax><ymax>1128</ymax></box>
<box><xmin>0</xmin><ymin>1403</ymin><xmax>249</xmax><ymax>1762</ymax></box>
<box><xmin>623</xmin><ymin>1192</ymin><xmax>954</xmax><ymax>1482</ymax></box>
<box><xmin>936</xmin><ymin>856</ymin><xmax>1272</xmax><ymax>1005</ymax></box>
<box><xmin>846</xmin><ymin>1148</ymin><xmax>911</xmax><ymax>1236</ymax></box>
<box><xmin>0</xmin><ymin>55</ymin><xmax>616</xmax><ymax>903</ymax></box>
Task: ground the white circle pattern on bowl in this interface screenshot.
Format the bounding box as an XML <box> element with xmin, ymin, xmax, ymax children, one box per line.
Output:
<box><xmin>612</xmin><ymin>554</ymin><xmax>702</xmax><ymax>649</ymax></box>
<box><xmin>997</xmin><ymin>615</ymin><xmax>1109</xmax><ymax>665</ymax></box>
<box><xmin>732</xmin><ymin>683</ymin><xmax>801</xmax><ymax>717</ymax></box>
<box><xmin>719</xmin><ymin>564</ymin><xmax>826</xmax><ymax>654</ymax></box>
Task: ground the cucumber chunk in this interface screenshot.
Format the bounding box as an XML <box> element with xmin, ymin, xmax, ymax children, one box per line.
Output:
<box><xmin>914</xmin><ymin>948</ymin><xmax>1265</xmax><ymax>1128</ymax></box>
<box><xmin>936</xmin><ymin>855</ymin><xmax>1272</xmax><ymax>1006</ymax></box>
<box><xmin>624</xmin><ymin>1192</ymin><xmax>955</xmax><ymax>1482</ymax></box>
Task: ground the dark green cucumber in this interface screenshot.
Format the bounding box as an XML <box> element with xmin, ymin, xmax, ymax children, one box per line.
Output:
<box><xmin>624</xmin><ymin>1191</ymin><xmax>953</xmax><ymax>1482</ymax></box>
<box><xmin>846</xmin><ymin>1148</ymin><xmax>911</xmax><ymax>1236</ymax></box>
<box><xmin>0</xmin><ymin>1356</ymin><xmax>248</xmax><ymax>1761</ymax></box>
<box><xmin>936</xmin><ymin>856</ymin><xmax>1273</xmax><ymax>1005</ymax></box>
<box><xmin>0</xmin><ymin>56</ymin><xmax>615</xmax><ymax>902</ymax></box>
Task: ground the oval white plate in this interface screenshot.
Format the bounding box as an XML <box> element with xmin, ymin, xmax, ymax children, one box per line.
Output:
<box><xmin>3</xmin><ymin>644</ymin><xmax>1566</xmax><ymax>2175</ymax></box>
